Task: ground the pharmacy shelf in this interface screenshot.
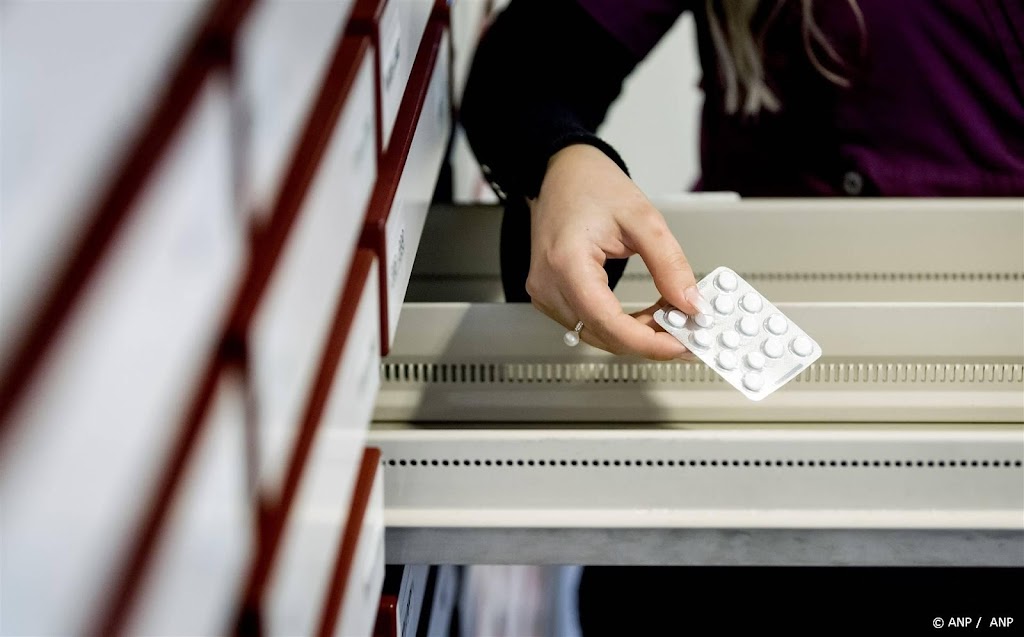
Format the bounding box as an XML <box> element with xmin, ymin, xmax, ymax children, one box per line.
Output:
<box><xmin>369</xmin><ymin>424</ymin><xmax>1024</xmax><ymax>566</ymax></box>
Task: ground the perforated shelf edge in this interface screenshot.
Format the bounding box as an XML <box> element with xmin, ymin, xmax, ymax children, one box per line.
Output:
<box><xmin>380</xmin><ymin>361</ymin><xmax>1024</xmax><ymax>385</ymax></box>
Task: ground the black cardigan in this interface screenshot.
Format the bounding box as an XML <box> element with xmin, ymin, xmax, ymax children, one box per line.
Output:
<box><xmin>459</xmin><ymin>0</ymin><xmax>641</xmax><ymax>202</ymax></box>
<box><xmin>459</xmin><ymin>0</ymin><xmax>645</xmax><ymax>300</ymax></box>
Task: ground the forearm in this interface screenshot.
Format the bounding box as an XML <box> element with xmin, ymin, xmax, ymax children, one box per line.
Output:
<box><xmin>459</xmin><ymin>0</ymin><xmax>640</xmax><ymax>200</ymax></box>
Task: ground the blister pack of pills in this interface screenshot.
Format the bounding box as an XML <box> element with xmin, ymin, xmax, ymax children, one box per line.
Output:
<box><xmin>654</xmin><ymin>266</ymin><xmax>822</xmax><ymax>401</ymax></box>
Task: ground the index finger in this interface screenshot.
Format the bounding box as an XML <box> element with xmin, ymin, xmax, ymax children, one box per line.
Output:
<box><xmin>622</xmin><ymin>208</ymin><xmax>710</xmax><ymax>317</ymax></box>
<box><xmin>563</xmin><ymin>260</ymin><xmax>690</xmax><ymax>360</ymax></box>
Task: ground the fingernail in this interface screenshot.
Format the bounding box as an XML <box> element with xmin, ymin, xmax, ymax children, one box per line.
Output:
<box><xmin>676</xmin><ymin>349</ymin><xmax>696</xmax><ymax>361</ymax></box>
<box><xmin>685</xmin><ymin>286</ymin><xmax>712</xmax><ymax>315</ymax></box>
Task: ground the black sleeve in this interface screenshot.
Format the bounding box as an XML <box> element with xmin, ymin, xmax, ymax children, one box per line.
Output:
<box><xmin>459</xmin><ymin>0</ymin><xmax>644</xmax><ymax>201</ymax></box>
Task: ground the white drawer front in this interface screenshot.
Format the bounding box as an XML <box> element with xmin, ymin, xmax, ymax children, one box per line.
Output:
<box><xmin>377</xmin><ymin>0</ymin><xmax>404</xmax><ymax>149</ymax></box>
<box><xmin>377</xmin><ymin>0</ymin><xmax>432</xmax><ymax>151</ymax></box>
<box><xmin>251</xmin><ymin>52</ymin><xmax>378</xmax><ymax>497</ymax></box>
<box><xmin>335</xmin><ymin>465</ymin><xmax>386</xmax><ymax>637</ymax></box>
<box><xmin>0</xmin><ymin>0</ymin><xmax>211</xmax><ymax>365</ymax></box>
<box><xmin>237</xmin><ymin>0</ymin><xmax>354</xmax><ymax>218</ymax></box>
<box><xmin>384</xmin><ymin>30</ymin><xmax>451</xmax><ymax>346</ymax></box>
<box><xmin>124</xmin><ymin>372</ymin><xmax>253</xmax><ymax>636</ymax></box>
<box><xmin>265</xmin><ymin>261</ymin><xmax>380</xmax><ymax>637</ymax></box>
<box><xmin>320</xmin><ymin>258</ymin><xmax>383</xmax><ymax>487</ymax></box>
<box><xmin>0</xmin><ymin>76</ymin><xmax>243</xmax><ymax>637</ymax></box>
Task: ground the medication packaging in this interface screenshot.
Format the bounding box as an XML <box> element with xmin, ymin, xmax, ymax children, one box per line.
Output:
<box><xmin>654</xmin><ymin>266</ymin><xmax>822</xmax><ymax>401</ymax></box>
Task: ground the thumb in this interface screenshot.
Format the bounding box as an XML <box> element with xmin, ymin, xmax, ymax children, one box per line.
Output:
<box><xmin>626</xmin><ymin>209</ymin><xmax>710</xmax><ymax>316</ymax></box>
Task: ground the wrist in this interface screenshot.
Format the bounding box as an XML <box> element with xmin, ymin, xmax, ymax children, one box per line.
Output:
<box><xmin>534</xmin><ymin>145</ymin><xmax>612</xmax><ymax>208</ymax></box>
<box><xmin>547</xmin><ymin>135</ymin><xmax>629</xmax><ymax>176</ymax></box>
<box><xmin>524</xmin><ymin>134</ymin><xmax>629</xmax><ymax>200</ymax></box>
<box><xmin>547</xmin><ymin>143</ymin><xmax>611</xmax><ymax>170</ymax></box>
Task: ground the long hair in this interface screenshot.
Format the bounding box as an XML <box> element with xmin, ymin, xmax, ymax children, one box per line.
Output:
<box><xmin>707</xmin><ymin>0</ymin><xmax>867</xmax><ymax>115</ymax></box>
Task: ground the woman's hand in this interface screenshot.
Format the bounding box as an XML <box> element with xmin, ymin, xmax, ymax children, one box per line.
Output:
<box><xmin>526</xmin><ymin>144</ymin><xmax>711</xmax><ymax>360</ymax></box>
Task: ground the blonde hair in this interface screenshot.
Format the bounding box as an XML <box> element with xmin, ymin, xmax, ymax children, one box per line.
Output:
<box><xmin>707</xmin><ymin>0</ymin><xmax>867</xmax><ymax>116</ymax></box>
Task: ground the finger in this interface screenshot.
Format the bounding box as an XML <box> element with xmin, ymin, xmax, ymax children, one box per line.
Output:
<box><xmin>631</xmin><ymin>298</ymin><xmax>669</xmax><ymax>330</ymax></box>
<box><xmin>629</xmin><ymin>300</ymin><xmax>697</xmax><ymax>361</ymax></box>
<box><xmin>622</xmin><ymin>207</ymin><xmax>710</xmax><ymax>317</ymax></box>
<box><xmin>533</xmin><ymin>295</ymin><xmax>614</xmax><ymax>353</ymax></box>
<box><xmin>562</xmin><ymin>260</ymin><xmax>690</xmax><ymax>360</ymax></box>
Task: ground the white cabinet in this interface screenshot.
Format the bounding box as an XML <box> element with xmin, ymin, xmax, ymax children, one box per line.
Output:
<box><xmin>354</xmin><ymin>0</ymin><xmax>436</xmax><ymax>152</ymax></box>
<box><xmin>0</xmin><ymin>75</ymin><xmax>244</xmax><ymax>637</ymax></box>
<box><xmin>0</xmin><ymin>0</ymin><xmax>213</xmax><ymax>364</ymax></box>
<box><xmin>366</xmin><ymin>25</ymin><xmax>451</xmax><ymax>352</ymax></box>
<box><xmin>250</xmin><ymin>48</ymin><xmax>378</xmax><ymax>498</ymax></box>
<box><xmin>124</xmin><ymin>371</ymin><xmax>253</xmax><ymax>637</ymax></box>
<box><xmin>237</xmin><ymin>0</ymin><xmax>356</xmax><ymax>219</ymax></box>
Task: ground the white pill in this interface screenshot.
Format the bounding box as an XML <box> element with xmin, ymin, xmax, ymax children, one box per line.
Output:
<box><xmin>690</xmin><ymin>329</ymin><xmax>713</xmax><ymax>349</ymax></box>
<box><xmin>713</xmin><ymin>295</ymin><xmax>735</xmax><ymax>315</ymax></box>
<box><xmin>717</xmin><ymin>350</ymin><xmax>738</xmax><ymax>370</ymax></box>
<box><xmin>742</xmin><ymin>372</ymin><xmax>765</xmax><ymax>392</ymax></box>
<box><xmin>762</xmin><ymin>338</ymin><xmax>785</xmax><ymax>359</ymax></box>
<box><xmin>694</xmin><ymin>312</ymin><xmax>714</xmax><ymax>328</ymax></box>
<box><xmin>791</xmin><ymin>335</ymin><xmax>814</xmax><ymax>357</ymax></box>
<box><xmin>666</xmin><ymin>309</ymin><xmax>687</xmax><ymax>328</ymax></box>
<box><xmin>740</xmin><ymin>292</ymin><xmax>763</xmax><ymax>313</ymax></box>
<box><xmin>716</xmin><ymin>270</ymin><xmax>739</xmax><ymax>292</ymax></box>
<box><xmin>738</xmin><ymin>315</ymin><xmax>759</xmax><ymax>336</ymax></box>
<box><xmin>766</xmin><ymin>314</ymin><xmax>789</xmax><ymax>335</ymax></box>
<box><xmin>719</xmin><ymin>330</ymin><xmax>740</xmax><ymax>349</ymax></box>
<box><xmin>745</xmin><ymin>351</ymin><xmax>766</xmax><ymax>370</ymax></box>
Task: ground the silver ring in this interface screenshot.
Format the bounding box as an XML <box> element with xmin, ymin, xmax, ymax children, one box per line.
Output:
<box><xmin>563</xmin><ymin>321</ymin><xmax>584</xmax><ymax>347</ymax></box>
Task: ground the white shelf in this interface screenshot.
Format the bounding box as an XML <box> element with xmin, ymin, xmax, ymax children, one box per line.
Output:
<box><xmin>369</xmin><ymin>425</ymin><xmax>1024</xmax><ymax>566</ymax></box>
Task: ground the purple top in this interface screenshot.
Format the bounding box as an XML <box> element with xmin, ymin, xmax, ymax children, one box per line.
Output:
<box><xmin>580</xmin><ymin>0</ymin><xmax>1024</xmax><ymax>196</ymax></box>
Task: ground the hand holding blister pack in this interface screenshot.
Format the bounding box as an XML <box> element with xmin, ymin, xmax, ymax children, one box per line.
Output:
<box><xmin>654</xmin><ymin>266</ymin><xmax>822</xmax><ymax>401</ymax></box>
